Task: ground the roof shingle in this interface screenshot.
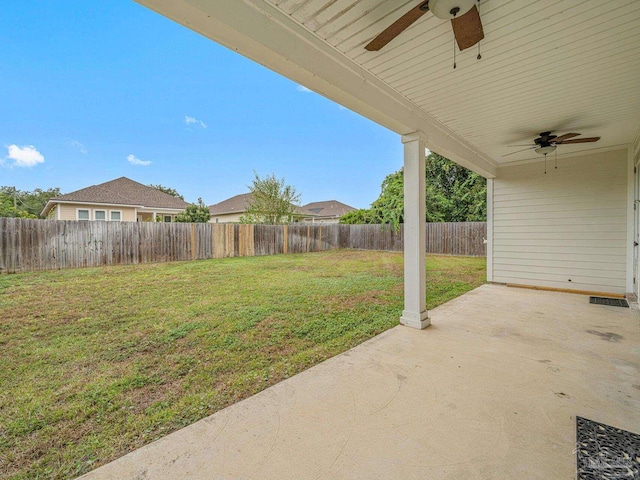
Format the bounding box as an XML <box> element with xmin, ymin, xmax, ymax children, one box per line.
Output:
<box><xmin>300</xmin><ymin>200</ymin><xmax>356</xmax><ymax>218</ymax></box>
<box><xmin>44</xmin><ymin>177</ymin><xmax>190</xmax><ymax>214</ymax></box>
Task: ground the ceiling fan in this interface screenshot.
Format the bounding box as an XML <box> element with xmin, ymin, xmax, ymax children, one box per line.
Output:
<box><xmin>505</xmin><ymin>131</ymin><xmax>602</xmax><ymax>157</ymax></box>
<box><xmin>365</xmin><ymin>0</ymin><xmax>484</xmax><ymax>52</ymax></box>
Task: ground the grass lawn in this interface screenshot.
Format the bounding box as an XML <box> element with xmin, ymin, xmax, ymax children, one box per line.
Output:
<box><xmin>0</xmin><ymin>250</ymin><xmax>485</xmax><ymax>479</ymax></box>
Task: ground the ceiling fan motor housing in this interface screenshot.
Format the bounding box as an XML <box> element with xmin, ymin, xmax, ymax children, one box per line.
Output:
<box><xmin>429</xmin><ymin>0</ymin><xmax>476</xmax><ymax>19</ymax></box>
<box><xmin>535</xmin><ymin>132</ymin><xmax>557</xmax><ymax>145</ymax></box>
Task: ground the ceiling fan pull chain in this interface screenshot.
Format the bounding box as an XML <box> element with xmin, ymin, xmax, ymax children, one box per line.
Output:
<box><xmin>555</xmin><ymin>149</ymin><xmax>558</xmax><ymax>169</ymax></box>
<box><xmin>544</xmin><ymin>154</ymin><xmax>547</xmax><ymax>174</ymax></box>
<box><xmin>477</xmin><ymin>1</ymin><xmax>482</xmax><ymax>60</ymax></box>
<box><xmin>452</xmin><ymin>8</ymin><xmax>458</xmax><ymax>69</ymax></box>
<box><xmin>453</xmin><ymin>36</ymin><xmax>457</xmax><ymax>69</ymax></box>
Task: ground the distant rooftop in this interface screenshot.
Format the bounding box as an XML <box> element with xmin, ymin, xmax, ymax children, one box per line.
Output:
<box><xmin>209</xmin><ymin>195</ymin><xmax>356</xmax><ymax>218</ymax></box>
<box><xmin>300</xmin><ymin>200</ymin><xmax>356</xmax><ymax>218</ymax></box>
<box><xmin>42</xmin><ymin>177</ymin><xmax>190</xmax><ymax>216</ymax></box>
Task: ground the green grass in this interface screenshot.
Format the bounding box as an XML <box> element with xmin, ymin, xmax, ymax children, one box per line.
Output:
<box><xmin>0</xmin><ymin>250</ymin><xmax>485</xmax><ymax>479</ymax></box>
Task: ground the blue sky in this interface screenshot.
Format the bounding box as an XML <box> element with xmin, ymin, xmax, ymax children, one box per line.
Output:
<box><xmin>0</xmin><ymin>1</ymin><xmax>404</xmax><ymax>209</ymax></box>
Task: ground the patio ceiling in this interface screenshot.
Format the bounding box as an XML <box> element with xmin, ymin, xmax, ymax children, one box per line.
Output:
<box><xmin>137</xmin><ymin>0</ymin><xmax>640</xmax><ymax>176</ymax></box>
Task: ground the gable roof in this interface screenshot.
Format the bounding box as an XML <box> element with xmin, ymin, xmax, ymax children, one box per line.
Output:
<box><xmin>301</xmin><ymin>201</ymin><xmax>355</xmax><ymax>218</ymax></box>
<box><xmin>209</xmin><ymin>193</ymin><xmax>311</xmax><ymax>217</ymax></box>
<box><xmin>42</xmin><ymin>177</ymin><xmax>190</xmax><ymax>216</ymax></box>
<box><xmin>208</xmin><ymin>193</ymin><xmax>254</xmax><ymax>215</ymax></box>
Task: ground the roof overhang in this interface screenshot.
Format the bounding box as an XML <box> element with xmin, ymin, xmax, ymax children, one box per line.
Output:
<box><xmin>42</xmin><ymin>199</ymin><xmax>186</xmax><ymax>217</ymax></box>
<box><xmin>136</xmin><ymin>0</ymin><xmax>497</xmax><ymax>178</ymax></box>
<box><xmin>136</xmin><ymin>0</ymin><xmax>640</xmax><ymax>177</ymax></box>
<box><xmin>42</xmin><ymin>199</ymin><xmax>144</xmax><ymax>217</ymax></box>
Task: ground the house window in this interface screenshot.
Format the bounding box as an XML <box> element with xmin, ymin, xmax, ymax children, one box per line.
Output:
<box><xmin>110</xmin><ymin>210</ymin><xmax>122</xmax><ymax>221</ymax></box>
<box><xmin>94</xmin><ymin>210</ymin><xmax>106</xmax><ymax>221</ymax></box>
<box><xmin>77</xmin><ymin>209</ymin><xmax>90</xmax><ymax>221</ymax></box>
<box><xmin>164</xmin><ymin>215</ymin><xmax>172</xmax><ymax>223</ymax></box>
<box><xmin>215</xmin><ymin>218</ymin><xmax>219</xmax><ymax>223</ymax></box>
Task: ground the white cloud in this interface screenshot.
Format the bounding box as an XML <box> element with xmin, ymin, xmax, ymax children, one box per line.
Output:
<box><xmin>5</xmin><ymin>144</ymin><xmax>45</xmax><ymax>168</ymax></box>
<box><xmin>296</xmin><ymin>85</ymin><xmax>312</xmax><ymax>93</ymax></box>
<box><xmin>70</xmin><ymin>140</ymin><xmax>88</xmax><ymax>154</ymax></box>
<box><xmin>127</xmin><ymin>154</ymin><xmax>152</xmax><ymax>166</ymax></box>
<box><xmin>184</xmin><ymin>115</ymin><xmax>207</xmax><ymax>128</ymax></box>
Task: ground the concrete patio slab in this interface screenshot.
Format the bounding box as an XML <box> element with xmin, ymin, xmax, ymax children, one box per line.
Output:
<box><xmin>80</xmin><ymin>284</ymin><xmax>640</xmax><ymax>479</ymax></box>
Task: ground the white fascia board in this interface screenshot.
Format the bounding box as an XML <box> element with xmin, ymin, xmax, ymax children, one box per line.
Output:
<box><xmin>136</xmin><ymin>0</ymin><xmax>496</xmax><ymax>178</ymax></box>
<box><xmin>137</xmin><ymin>207</ymin><xmax>187</xmax><ymax>213</ymax></box>
<box><xmin>50</xmin><ymin>200</ymin><xmax>143</xmax><ymax>209</ymax></box>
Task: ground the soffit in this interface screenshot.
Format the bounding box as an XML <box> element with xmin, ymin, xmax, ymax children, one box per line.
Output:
<box><xmin>269</xmin><ymin>0</ymin><xmax>640</xmax><ymax>164</ymax></box>
<box><xmin>138</xmin><ymin>0</ymin><xmax>640</xmax><ymax>170</ymax></box>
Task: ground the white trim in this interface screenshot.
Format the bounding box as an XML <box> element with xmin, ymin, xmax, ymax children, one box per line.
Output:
<box><xmin>56</xmin><ymin>204</ymin><xmax>61</xmax><ymax>220</ymax></box>
<box><xmin>137</xmin><ymin>207</ymin><xmax>186</xmax><ymax>213</ymax></box>
<box><xmin>628</xmin><ymin>146</ymin><xmax>639</xmax><ymax>294</ymax></box>
<box><xmin>486</xmin><ymin>178</ymin><xmax>494</xmax><ymax>282</ymax></box>
<box><xmin>93</xmin><ymin>209</ymin><xmax>107</xmax><ymax>221</ymax></box>
<box><xmin>400</xmin><ymin>132</ymin><xmax>430</xmax><ymax>329</ymax></box>
<box><xmin>76</xmin><ymin>208</ymin><xmax>90</xmax><ymax>221</ymax></box>
<box><xmin>109</xmin><ymin>210</ymin><xmax>123</xmax><ymax>222</ymax></box>
<box><xmin>52</xmin><ymin>200</ymin><xmax>143</xmax><ymax>208</ymax></box>
<box><xmin>632</xmin><ymin>127</ymin><xmax>640</xmax><ymax>160</ymax></box>
<box><xmin>136</xmin><ymin>0</ymin><xmax>497</xmax><ymax>178</ymax></box>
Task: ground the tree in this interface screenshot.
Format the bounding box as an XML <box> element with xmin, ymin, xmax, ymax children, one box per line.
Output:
<box><xmin>174</xmin><ymin>198</ymin><xmax>211</xmax><ymax>223</ymax></box>
<box><xmin>149</xmin><ymin>184</ymin><xmax>184</xmax><ymax>200</ymax></box>
<box><xmin>339</xmin><ymin>153</ymin><xmax>486</xmax><ymax>229</ymax></box>
<box><xmin>0</xmin><ymin>187</ymin><xmax>61</xmax><ymax>218</ymax></box>
<box><xmin>240</xmin><ymin>172</ymin><xmax>301</xmax><ymax>224</ymax></box>
<box><xmin>339</xmin><ymin>208</ymin><xmax>375</xmax><ymax>224</ymax></box>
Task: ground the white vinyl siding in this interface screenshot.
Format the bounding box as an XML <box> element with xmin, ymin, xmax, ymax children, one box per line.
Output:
<box><xmin>492</xmin><ymin>150</ymin><xmax>627</xmax><ymax>294</ymax></box>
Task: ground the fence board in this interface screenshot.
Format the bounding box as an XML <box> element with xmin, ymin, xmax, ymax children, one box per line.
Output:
<box><xmin>0</xmin><ymin>220</ymin><xmax>486</xmax><ymax>273</ymax></box>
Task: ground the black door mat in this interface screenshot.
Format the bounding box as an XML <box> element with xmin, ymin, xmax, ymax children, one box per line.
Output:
<box><xmin>576</xmin><ymin>416</ymin><xmax>640</xmax><ymax>479</ymax></box>
<box><xmin>589</xmin><ymin>296</ymin><xmax>629</xmax><ymax>308</ymax></box>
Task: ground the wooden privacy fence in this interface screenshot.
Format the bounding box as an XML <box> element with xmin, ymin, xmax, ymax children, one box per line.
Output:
<box><xmin>0</xmin><ymin>218</ymin><xmax>486</xmax><ymax>273</ymax></box>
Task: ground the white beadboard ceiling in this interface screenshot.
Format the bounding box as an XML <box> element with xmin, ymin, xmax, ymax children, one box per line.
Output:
<box><xmin>269</xmin><ymin>0</ymin><xmax>640</xmax><ymax>163</ymax></box>
<box><xmin>139</xmin><ymin>0</ymin><xmax>640</xmax><ymax>170</ymax></box>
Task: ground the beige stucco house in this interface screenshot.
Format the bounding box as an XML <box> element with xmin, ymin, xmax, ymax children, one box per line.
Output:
<box><xmin>300</xmin><ymin>200</ymin><xmax>356</xmax><ymax>224</ymax></box>
<box><xmin>209</xmin><ymin>194</ymin><xmax>355</xmax><ymax>224</ymax></box>
<box><xmin>208</xmin><ymin>193</ymin><xmax>253</xmax><ymax>223</ymax></box>
<box><xmin>41</xmin><ymin>177</ymin><xmax>190</xmax><ymax>222</ymax></box>
<box><xmin>208</xmin><ymin>193</ymin><xmax>308</xmax><ymax>223</ymax></box>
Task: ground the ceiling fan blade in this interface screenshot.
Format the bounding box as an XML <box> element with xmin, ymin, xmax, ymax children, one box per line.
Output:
<box><xmin>507</xmin><ymin>144</ymin><xmax>536</xmax><ymax>147</ymax></box>
<box><xmin>503</xmin><ymin>147</ymin><xmax>536</xmax><ymax>157</ymax></box>
<box><xmin>557</xmin><ymin>137</ymin><xmax>601</xmax><ymax>144</ymax></box>
<box><xmin>552</xmin><ymin>133</ymin><xmax>581</xmax><ymax>143</ymax></box>
<box><xmin>365</xmin><ymin>2</ymin><xmax>429</xmax><ymax>52</ymax></box>
<box><xmin>451</xmin><ymin>4</ymin><xmax>484</xmax><ymax>51</ymax></box>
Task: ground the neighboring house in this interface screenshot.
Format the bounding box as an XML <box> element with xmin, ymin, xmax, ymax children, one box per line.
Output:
<box><xmin>299</xmin><ymin>200</ymin><xmax>356</xmax><ymax>224</ymax></box>
<box><xmin>41</xmin><ymin>177</ymin><xmax>190</xmax><ymax>222</ymax></box>
<box><xmin>208</xmin><ymin>193</ymin><xmax>310</xmax><ymax>223</ymax></box>
<box><xmin>144</xmin><ymin>0</ymin><xmax>640</xmax><ymax>309</ymax></box>
<box><xmin>208</xmin><ymin>193</ymin><xmax>253</xmax><ymax>223</ymax></box>
<box><xmin>208</xmin><ymin>195</ymin><xmax>355</xmax><ymax>224</ymax></box>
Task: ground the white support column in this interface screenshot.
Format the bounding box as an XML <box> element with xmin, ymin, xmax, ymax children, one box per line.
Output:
<box><xmin>400</xmin><ymin>132</ymin><xmax>430</xmax><ymax>329</ymax></box>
